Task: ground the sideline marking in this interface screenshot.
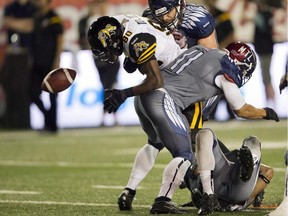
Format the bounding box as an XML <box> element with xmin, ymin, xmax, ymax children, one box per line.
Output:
<box><xmin>0</xmin><ymin>190</ymin><xmax>42</xmax><ymax>195</ymax></box>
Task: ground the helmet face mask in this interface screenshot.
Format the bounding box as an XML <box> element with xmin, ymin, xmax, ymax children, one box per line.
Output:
<box><xmin>224</xmin><ymin>41</ymin><xmax>257</xmax><ymax>86</ymax></box>
<box><xmin>88</xmin><ymin>16</ymin><xmax>123</xmax><ymax>64</ymax></box>
<box><xmin>148</xmin><ymin>0</ymin><xmax>185</xmax><ymax>30</ymax></box>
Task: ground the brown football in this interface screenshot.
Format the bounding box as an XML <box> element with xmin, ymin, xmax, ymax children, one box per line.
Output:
<box><xmin>41</xmin><ymin>68</ymin><xmax>77</xmax><ymax>93</ymax></box>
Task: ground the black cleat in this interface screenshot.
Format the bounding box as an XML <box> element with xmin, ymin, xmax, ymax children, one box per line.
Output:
<box><xmin>198</xmin><ymin>193</ymin><xmax>220</xmax><ymax>215</ymax></box>
<box><xmin>150</xmin><ymin>200</ymin><xmax>188</xmax><ymax>214</ymax></box>
<box><xmin>238</xmin><ymin>146</ymin><xmax>254</xmax><ymax>182</ymax></box>
<box><xmin>181</xmin><ymin>200</ymin><xmax>194</xmax><ymax>207</ymax></box>
<box><xmin>192</xmin><ymin>188</ymin><xmax>203</xmax><ymax>209</ymax></box>
<box><xmin>252</xmin><ymin>190</ymin><xmax>265</xmax><ymax>207</ymax></box>
<box><xmin>118</xmin><ymin>189</ymin><xmax>135</xmax><ymax>211</ymax></box>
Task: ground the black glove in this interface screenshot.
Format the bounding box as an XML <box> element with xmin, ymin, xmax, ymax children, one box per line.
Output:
<box><xmin>123</xmin><ymin>57</ymin><xmax>138</xmax><ymax>73</ymax></box>
<box><xmin>263</xmin><ymin>107</ymin><xmax>279</xmax><ymax>122</ymax></box>
<box><xmin>103</xmin><ymin>88</ymin><xmax>133</xmax><ymax>113</ymax></box>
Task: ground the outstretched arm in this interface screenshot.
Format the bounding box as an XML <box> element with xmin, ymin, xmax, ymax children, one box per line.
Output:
<box><xmin>217</xmin><ymin>75</ymin><xmax>279</xmax><ymax>122</ymax></box>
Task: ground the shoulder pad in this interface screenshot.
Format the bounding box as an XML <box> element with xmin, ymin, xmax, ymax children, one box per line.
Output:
<box><xmin>220</xmin><ymin>55</ymin><xmax>242</xmax><ymax>88</ymax></box>
<box><xmin>129</xmin><ymin>33</ymin><xmax>156</xmax><ymax>64</ymax></box>
<box><xmin>180</xmin><ymin>4</ymin><xmax>216</xmax><ymax>39</ymax></box>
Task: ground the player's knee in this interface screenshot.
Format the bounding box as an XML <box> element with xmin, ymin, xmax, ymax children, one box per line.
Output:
<box><xmin>195</xmin><ymin>129</ymin><xmax>213</xmax><ymax>149</ymax></box>
<box><xmin>148</xmin><ymin>139</ymin><xmax>164</xmax><ymax>151</ymax></box>
<box><xmin>243</xmin><ymin>135</ymin><xmax>261</xmax><ymax>148</ymax></box>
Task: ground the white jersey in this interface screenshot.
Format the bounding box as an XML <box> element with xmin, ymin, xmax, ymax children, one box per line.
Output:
<box><xmin>114</xmin><ymin>14</ymin><xmax>186</xmax><ymax>69</ymax></box>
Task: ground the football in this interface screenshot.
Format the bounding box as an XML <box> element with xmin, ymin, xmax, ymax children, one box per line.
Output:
<box><xmin>41</xmin><ymin>68</ymin><xmax>77</xmax><ymax>93</ymax></box>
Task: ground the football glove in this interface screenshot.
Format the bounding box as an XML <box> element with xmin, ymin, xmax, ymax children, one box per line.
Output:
<box><xmin>103</xmin><ymin>88</ymin><xmax>133</xmax><ymax>113</ymax></box>
<box><xmin>263</xmin><ymin>107</ymin><xmax>279</xmax><ymax>122</ymax></box>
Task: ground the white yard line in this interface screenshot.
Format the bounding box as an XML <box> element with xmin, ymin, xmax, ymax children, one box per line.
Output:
<box><xmin>91</xmin><ymin>185</ymin><xmax>143</xmax><ymax>189</ymax></box>
<box><xmin>0</xmin><ymin>199</ymin><xmax>150</xmax><ymax>208</ymax></box>
<box><xmin>0</xmin><ymin>160</ymin><xmax>286</xmax><ymax>171</ymax></box>
<box><xmin>0</xmin><ymin>190</ymin><xmax>42</xmax><ymax>195</ymax></box>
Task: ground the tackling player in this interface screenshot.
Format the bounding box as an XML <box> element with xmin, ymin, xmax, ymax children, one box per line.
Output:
<box><xmin>87</xmin><ymin>15</ymin><xmax>279</xmax><ymax>213</ymax></box>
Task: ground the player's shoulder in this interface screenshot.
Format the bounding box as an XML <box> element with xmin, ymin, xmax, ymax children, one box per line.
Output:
<box><xmin>120</xmin><ymin>16</ymin><xmax>157</xmax><ymax>64</ymax></box>
<box><xmin>184</xmin><ymin>3</ymin><xmax>213</xmax><ymax>19</ymax></box>
<box><xmin>181</xmin><ymin>4</ymin><xmax>216</xmax><ymax>39</ymax></box>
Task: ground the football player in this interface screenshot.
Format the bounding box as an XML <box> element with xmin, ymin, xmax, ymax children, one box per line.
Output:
<box><xmin>192</xmin><ymin>130</ymin><xmax>271</xmax><ymax>214</ymax></box>
<box><xmin>87</xmin><ymin>15</ymin><xmax>279</xmax><ymax>214</ymax></box>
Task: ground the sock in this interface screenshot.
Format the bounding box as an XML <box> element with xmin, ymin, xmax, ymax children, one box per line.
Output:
<box><xmin>126</xmin><ymin>144</ymin><xmax>159</xmax><ymax>190</ymax></box>
<box><xmin>157</xmin><ymin>157</ymin><xmax>191</xmax><ymax>199</ymax></box>
<box><xmin>199</xmin><ymin>170</ymin><xmax>214</xmax><ymax>195</ymax></box>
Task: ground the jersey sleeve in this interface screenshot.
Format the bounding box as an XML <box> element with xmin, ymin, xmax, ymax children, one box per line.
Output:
<box><xmin>180</xmin><ymin>4</ymin><xmax>216</xmax><ymax>40</ymax></box>
<box><xmin>128</xmin><ymin>32</ymin><xmax>157</xmax><ymax>64</ymax></box>
<box><xmin>215</xmin><ymin>75</ymin><xmax>245</xmax><ymax>110</ymax></box>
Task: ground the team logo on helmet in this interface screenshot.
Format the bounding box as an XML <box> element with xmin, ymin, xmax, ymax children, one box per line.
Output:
<box><xmin>133</xmin><ymin>41</ymin><xmax>149</xmax><ymax>57</ymax></box>
<box><xmin>98</xmin><ymin>24</ymin><xmax>117</xmax><ymax>48</ymax></box>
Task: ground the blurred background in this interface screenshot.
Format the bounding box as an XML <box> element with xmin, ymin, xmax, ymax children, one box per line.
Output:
<box><xmin>0</xmin><ymin>0</ymin><xmax>287</xmax><ymax>130</ymax></box>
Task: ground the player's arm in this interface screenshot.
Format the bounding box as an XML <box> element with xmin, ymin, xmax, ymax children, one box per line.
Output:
<box><xmin>246</xmin><ymin>164</ymin><xmax>274</xmax><ymax>207</ymax></box>
<box><xmin>216</xmin><ymin>75</ymin><xmax>279</xmax><ymax>121</ymax></box>
<box><xmin>186</xmin><ymin>5</ymin><xmax>218</xmax><ymax>49</ymax></box>
<box><xmin>104</xmin><ymin>33</ymin><xmax>163</xmax><ymax>113</ymax></box>
<box><xmin>4</xmin><ymin>17</ymin><xmax>34</xmax><ymax>33</ymax></box>
<box><xmin>132</xmin><ymin>59</ymin><xmax>163</xmax><ymax>95</ymax></box>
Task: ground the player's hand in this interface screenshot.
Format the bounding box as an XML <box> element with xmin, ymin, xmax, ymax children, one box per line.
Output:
<box><xmin>263</xmin><ymin>107</ymin><xmax>279</xmax><ymax>122</ymax></box>
<box><xmin>171</xmin><ymin>29</ymin><xmax>187</xmax><ymax>49</ymax></box>
<box><xmin>279</xmin><ymin>74</ymin><xmax>288</xmax><ymax>94</ymax></box>
<box><xmin>103</xmin><ymin>88</ymin><xmax>133</xmax><ymax>113</ymax></box>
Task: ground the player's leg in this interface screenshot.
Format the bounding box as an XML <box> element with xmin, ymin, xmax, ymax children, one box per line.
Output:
<box><xmin>249</xmin><ymin>164</ymin><xmax>274</xmax><ymax>207</ymax></box>
<box><xmin>195</xmin><ymin>128</ymin><xmax>221</xmax><ymax>215</ymax></box>
<box><xmin>140</xmin><ymin>90</ymin><xmax>193</xmax><ymax>214</ymax></box>
<box><xmin>118</xmin><ymin>95</ymin><xmax>163</xmax><ymax>211</ymax></box>
<box><xmin>221</xmin><ymin>136</ymin><xmax>262</xmax><ymax>206</ymax></box>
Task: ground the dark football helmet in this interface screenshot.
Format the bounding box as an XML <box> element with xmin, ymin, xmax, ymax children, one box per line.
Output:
<box><xmin>87</xmin><ymin>16</ymin><xmax>123</xmax><ymax>64</ymax></box>
<box><xmin>148</xmin><ymin>0</ymin><xmax>185</xmax><ymax>29</ymax></box>
<box><xmin>224</xmin><ymin>41</ymin><xmax>257</xmax><ymax>86</ymax></box>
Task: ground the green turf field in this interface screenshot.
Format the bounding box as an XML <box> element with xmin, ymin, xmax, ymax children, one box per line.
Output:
<box><xmin>0</xmin><ymin>120</ymin><xmax>287</xmax><ymax>216</ymax></box>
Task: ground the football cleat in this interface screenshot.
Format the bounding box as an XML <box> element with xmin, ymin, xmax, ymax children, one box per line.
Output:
<box><xmin>238</xmin><ymin>146</ymin><xmax>254</xmax><ymax>182</ymax></box>
<box><xmin>181</xmin><ymin>200</ymin><xmax>195</xmax><ymax>207</ymax></box>
<box><xmin>150</xmin><ymin>200</ymin><xmax>188</xmax><ymax>214</ymax></box>
<box><xmin>192</xmin><ymin>188</ymin><xmax>204</xmax><ymax>209</ymax></box>
<box><xmin>117</xmin><ymin>188</ymin><xmax>135</xmax><ymax>211</ymax></box>
<box><xmin>198</xmin><ymin>193</ymin><xmax>220</xmax><ymax>215</ymax></box>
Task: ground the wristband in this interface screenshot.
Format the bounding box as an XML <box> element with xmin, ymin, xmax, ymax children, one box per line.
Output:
<box><xmin>259</xmin><ymin>173</ymin><xmax>270</xmax><ymax>184</ymax></box>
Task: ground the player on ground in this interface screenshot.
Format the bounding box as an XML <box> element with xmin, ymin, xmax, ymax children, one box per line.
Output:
<box><xmin>88</xmin><ymin>16</ymin><xmax>279</xmax><ymax>212</ymax></box>
<box><xmin>192</xmin><ymin>130</ymin><xmax>269</xmax><ymax>215</ymax></box>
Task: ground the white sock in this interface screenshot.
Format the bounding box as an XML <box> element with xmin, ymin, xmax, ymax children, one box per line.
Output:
<box><xmin>195</xmin><ymin>129</ymin><xmax>215</xmax><ymax>195</ymax></box>
<box><xmin>157</xmin><ymin>157</ymin><xmax>191</xmax><ymax>199</ymax></box>
<box><xmin>199</xmin><ymin>170</ymin><xmax>214</xmax><ymax>195</ymax></box>
<box><xmin>126</xmin><ymin>144</ymin><xmax>159</xmax><ymax>190</ymax></box>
